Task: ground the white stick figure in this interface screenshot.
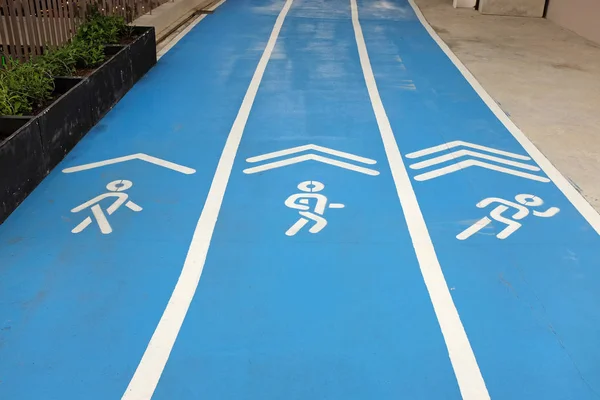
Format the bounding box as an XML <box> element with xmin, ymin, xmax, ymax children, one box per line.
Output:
<box><xmin>71</xmin><ymin>180</ymin><xmax>143</xmax><ymax>235</ymax></box>
<box><xmin>284</xmin><ymin>180</ymin><xmax>344</xmax><ymax>236</ymax></box>
<box><xmin>457</xmin><ymin>194</ymin><xmax>560</xmax><ymax>240</ymax></box>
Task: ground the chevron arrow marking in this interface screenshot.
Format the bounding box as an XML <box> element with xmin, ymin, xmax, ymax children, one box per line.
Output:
<box><xmin>246</xmin><ymin>144</ymin><xmax>377</xmax><ymax>165</ymax></box>
<box><xmin>413</xmin><ymin>159</ymin><xmax>550</xmax><ymax>182</ymax></box>
<box><xmin>405</xmin><ymin>140</ymin><xmax>531</xmax><ymax>161</ymax></box>
<box><xmin>62</xmin><ymin>153</ymin><xmax>196</xmax><ymax>174</ymax></box>
<box><xmin>409</xmin><ymin>149</ymin><xmax>541</xmax><ymax>172</ymax></box>
<box><xmin>243</xmin><ymin>153</ymin><xmax>380</xmax><ymax>175</ymax></box>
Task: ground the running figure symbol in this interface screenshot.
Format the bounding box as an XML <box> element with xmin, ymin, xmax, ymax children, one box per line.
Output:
<box><xmin>457</xmin><ymin>193</ymin><xmax>560</xmax><ymax>240</ymax></box>
<box><xmin>71</xmin><ymin>180</ymin><xmax>143</xmax><ymax>235</ymax></box>
<box><xmin>285</xmin><ymin>181</ymin><xmax>344</xmax><ymax>236</ymax></box>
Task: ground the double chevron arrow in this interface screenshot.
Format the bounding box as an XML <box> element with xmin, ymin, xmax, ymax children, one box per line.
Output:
<box><xmin>406</xmin><ymin>140</ymin><xmax>550</xmax><ymax>183</ymax></box>
<box><xmin>243</xmin><ymin>144</ymin><xmax>380</xmax><ymax>176</ymax></box>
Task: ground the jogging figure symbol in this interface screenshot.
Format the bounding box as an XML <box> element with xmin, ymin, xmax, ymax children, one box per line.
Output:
<box><xmin>285</xmin><ymin>181</ymin><xmax>344</xmax><ymax>236</ymax></box>
<box><xmin>457</xmin><ymin>193</ymin><xmax>560</xmax><ymax>240</ymax></box>
<box><xmin>71</xmin><ymin>180</ymin><xmax>142</xmax><ymax>235</ymax></box>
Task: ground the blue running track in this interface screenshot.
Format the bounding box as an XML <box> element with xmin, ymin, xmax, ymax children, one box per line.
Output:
<box><xmin>2</xmin><ymin>0</ymin><xmax>600</xmax><ymax>399</ymax></box>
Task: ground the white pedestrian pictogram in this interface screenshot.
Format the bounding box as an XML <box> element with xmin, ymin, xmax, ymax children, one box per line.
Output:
<box><xmin>284</xmin><ymin>181</ymin><xmax>344</xmax><ymax>236</ymax></box>
<box><xmin>71</xmin><ymin>180</ymin><xmax>143</xmax><ymax>235</ymax></box>
<box><xmin>457</xmin><ymin>194</ymin><xmax>559</xmax><ymax>240</ymax></box>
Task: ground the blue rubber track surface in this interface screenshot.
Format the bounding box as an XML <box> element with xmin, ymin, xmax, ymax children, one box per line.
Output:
<box><xmin>1</xmin><ymin>0</ymin><xmax>600</xmax><ymax>399</ymax></box>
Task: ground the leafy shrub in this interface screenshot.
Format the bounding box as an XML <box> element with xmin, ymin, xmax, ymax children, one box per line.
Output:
<box><xmin>0</xmin><ymin>74</ymin><xmax>30</xmax><ymax>115</ymax></box>
<box><xmin>35</xmin><ymin>39</ymin><xmax>105</xmax><ymax>76</ymax></box>
<box><xmin>75</xmin><ymin>6</ymin><xmax>128</xmax><ymax>45</ymax></box>
<box><xmin>70</xmin><ymin>38</ymin><xmax>105</xmax><ymax>68</ymax></box>
<box><xmin>0</xmin><ymin>59</ymin><xmax>54</xmax><ymax>114</ymax></box>
<box><xmin>0</xmin><ymin>7</ymin><xmax>132</xmax><ymax>115</ymax></box>
<box><xmin>35</xmin><ymin>45</ymin><xmax>78</xmax><ymax>76</ymax></box>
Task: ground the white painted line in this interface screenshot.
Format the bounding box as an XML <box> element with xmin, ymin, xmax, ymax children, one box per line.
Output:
<box><xmin>243</xmin><ymin>154</ymin><xmax>380</xmax><ymax>176</ymax></box>
<box><xmin>62</xmin><ymin>153</ymin><xmax>196</xmax><ymax>175</ymax></box>
<box><xmin>350</xmin><ymin>0</ymin><xmax>490</xmax><ymax>399</ymax></box>
<box><xmin>72</xmin><ymin>216</ymin><xmax>92</xmax><ymax>233</ymax></box>
<box><xmin>156</xmin><ymin>0</ymin><xmax>227</xmax><ymax>60</ymax></box>
<box><xmin>121</xmin><ymin>0</ymin><xmax>294</xmax><ymax>398</ymax></box>
<box><xmin>456</xmin><ymin>217</ymin><xmax>491</xmax><ymax>241</ymax></box>
<box><xmin>405</xmin><ymin>140</ymin><xmax>531</xmax><ymax>160</ymax></box>
<box><xmin>246</xmin><ymin>144</ymin><xmax>378</xmax><ymax>164</ymax></box>
<box><xmin>91</xmin><ymin>205</ymin><xmax>112</xmax><ymax>234</ymax></box>
<box><xmin>413</xmin><ymin>159</ymin><xmax>550</xmax><ymax>182</ymax></box>
<box><xmin>409</xmin><ymin>149</ymin><xmax>541</xmax><ymax>171</ymax></box>
<box><xmin>407</xmin><ymin>0</ymin><xmax>600</xmax><ymax>235</ymax></box>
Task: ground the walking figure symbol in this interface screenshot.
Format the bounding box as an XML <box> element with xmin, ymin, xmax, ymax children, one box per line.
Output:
<box><xmin>457</xmin><ymin>194</ymin><xmax>560</xmax><ymax>240</ymax></box>
<box><xmin>71</xmin><ymin>180</ymin><xmax>142</xmax><ymax>235</ymax></box>
<box><xmin>285</xmin><ymin>181</ymin><xmax>344</xmax><ymax>236</ymax></box>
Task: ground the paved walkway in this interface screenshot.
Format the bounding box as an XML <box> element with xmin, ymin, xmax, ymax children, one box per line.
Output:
<box><xmin>1</xmin><ymin>0</ymin><xmax>600</xmax><ymax>399</ymax></box>
<box><xmin>416</xmin><ymin>0</ymin><xmax>600</xmax><ymax>212</ymax></box>
<box><xmin>133</xmin><ymin>0</ymin><xmax>216</xmax><ymax>44</ymax></box>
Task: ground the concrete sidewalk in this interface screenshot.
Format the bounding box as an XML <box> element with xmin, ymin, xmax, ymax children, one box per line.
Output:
<box><xmin>414</xmin><ymin>0</ymin><xmax>600</xmax><ymax>212</ymax></box>
<box><xmin>132</xmin><ymin>0</ymin><xmax>217</xmax><ymax>43</ymax></box>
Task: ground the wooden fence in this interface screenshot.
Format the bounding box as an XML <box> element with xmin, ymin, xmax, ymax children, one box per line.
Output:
<box><xmin>0</xmin><ymin>0</ymin><xmax>166</xmax><ymax>60</ymax></box>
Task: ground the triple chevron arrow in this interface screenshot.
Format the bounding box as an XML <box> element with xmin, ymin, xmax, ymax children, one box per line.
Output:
<box><xmin>406</xmin><ymin>140</ymin><xmax>550</xmax><ymax>183</ymax></box>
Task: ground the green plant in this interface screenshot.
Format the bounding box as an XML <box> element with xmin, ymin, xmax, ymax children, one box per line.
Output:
<box><xmin>0</xmin><ymin>75</ymin><xmax>30</xmax><ymax>115</ymax></box>
<box><xmin>35</xmin><ymin>37</ymin><xmax>105</xmax><ymax>75</ymax></box>
<box><xmin>75</xmin><ymin>5</ymin><xmax>128</xmax><ymax>45</ymax></box>
<box><xmin>35</xmin><ymin>45</ymin><xmax>77</xmax><ymax>76</ymax></box>
<box><xmin>33</xmin><ymin>5</ymin><xmax>135</xmax><ymax>77</ymax></box>
<box><xmin>5</xmin><ymin>59</ymin><xmax>54</xmax><ymax>107</ymax></box>
<box><xmin>0</xmin><ymin>5</ymin><xmax>136</xmax><ymax>116</ymax></box>
<box><xmin>0</xmin><ymin>59</ymin><xmax>54</xmax><ymax>115</ymax></box>
<box><xmin>70</xmin><ymin>38</ymin><xmax>105</xmax><ymax>68</ymax></box>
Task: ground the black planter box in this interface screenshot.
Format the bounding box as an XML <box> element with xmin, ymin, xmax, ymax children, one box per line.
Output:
<box><xmin>87</xmin><ymin>45</ymin><xmax>134</xmax><ymax>125</ymax></box>
<box><xmin>130</xmin><ymin>26</ymin><xmax>157</xmax><ymax>84</ymax></box>
<box><xmin>0</xmin><ymin>116</ymin><xmax>31</xmax><ymax>142</ymax></box>
<box><xmin>0</xmin><ymin>118</ymin><xmax>46</xmax><ymax>223</ymax></box>
<box><xmin>0</xmin><ymin>26</ymin><xmax>156</xmax><ymax>225</ymax></box>
<box><xmin>37</xmin><ymin>77</ymin><xmax>92</xmax><ymax>172</ymax></box>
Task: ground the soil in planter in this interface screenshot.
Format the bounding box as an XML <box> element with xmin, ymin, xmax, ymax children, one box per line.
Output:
<box><xmin>119</xmin><ymin>30</ymin><xmax>141</xmax><ymax>45</ymax></box>
<box><xmin>73</xmin><ymin>55</ymin><xmax>111</xmax><ymax>77</ymax></box>
<box><xmin>74</xmin><ymin>67</ymin><xmax>99</xmax><ymax>77</ymax></box>
<box><xmin>119</xmin><ymin>36</ymin><xmax>136</xmax><ymax>45</ymax></box>
<box><xmin>28</xmin><ymin>82</ymin><xmax>81</xmax><ymax>116</ymax></box>
<box><xmin>29</xmin><ymin>94</ymin><xmax>62</xmax><ymax>116</ymax></box>
<box><xmin>70</xmin><ymin>42</ymin><xmax>128</xmax><ymax>86</ymax></box>
<box><xmin>21</xmin><ymin>77</ymin><xmax>84</xmax><ymax>117</ymax></box>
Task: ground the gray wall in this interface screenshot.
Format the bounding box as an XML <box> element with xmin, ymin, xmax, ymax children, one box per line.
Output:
<box><xmin>546</xmin><ymin>0</ymin><xmax>600</xmax><ymax>44</ymax></box>
<box><xmin>479</xmin><ymin>0</ymin><xmax>545</xmax><ymax>17</ymax></box>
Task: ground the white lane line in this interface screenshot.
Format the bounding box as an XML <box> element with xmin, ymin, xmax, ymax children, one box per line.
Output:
<box><xmin>350</xmin><ymin>0</ymin><xmax>490</xmax><ymax>399</ymax></box>
<box><xmin>121</xmin><ymin>0</ymin><xmax>294</xmax><ymax>397</ymax></box>
<box><xmin>407</xmin><ymin>0</ymin><xmax>600</xmax><ymax>235</ymax></box>
<box><xmin>156</xmin><ymin>0</ymin><xmax>227</xmax><ymax>60</ymax></box>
